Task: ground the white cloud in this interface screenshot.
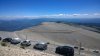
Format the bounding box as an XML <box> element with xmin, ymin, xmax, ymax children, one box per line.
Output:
<box><xmin>94</xmin><ymin>13</ymin><xmax>100</xmax><ymax>16</ymax></box>
<box><xmin>59</xmin><ymin>14</ymin><xmax>64</xmax><ymax>16</ymax></box>
<box><xmin>72</xmin><ymin>14</ymin><xmax>81</xmax><ymax>16</ymax></box>
<box><xmin>0</xmin><ymin>13</ymin><xmax>100</xmax><ymax>19</ymax></box>
<box><xmin>42</xmin><ymin>13</ymin><xmax>100</xmax><ymax>18</ymax></box>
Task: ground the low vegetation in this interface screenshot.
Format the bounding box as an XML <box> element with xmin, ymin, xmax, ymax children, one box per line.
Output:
<box><xmin>0</xmin><ymin>42</ymin><xmax>7</xmax><ymax>46</ymax></box>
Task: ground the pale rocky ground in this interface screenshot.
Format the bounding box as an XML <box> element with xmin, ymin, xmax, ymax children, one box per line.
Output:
<box><xmin>0</xmin><ymin>22</ymin><xmax>100</xmax><ymax>56</ymax></box>
<box><xmin>0</xmin><ymin>44</ymin><xmax>57</xmax><ymax>56</ymax></box>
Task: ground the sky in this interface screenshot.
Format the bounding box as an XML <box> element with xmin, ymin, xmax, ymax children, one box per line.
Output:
<box><xmin>0</xmin><ymin>0</ymin><xmax>100</xmax><ymax>18</ymax></box>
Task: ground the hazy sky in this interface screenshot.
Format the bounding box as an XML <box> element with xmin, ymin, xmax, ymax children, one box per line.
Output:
<box><xmin>0</xmin><ymin>0</ymin><xmax>100</xmax><ymax>18</ymax></box>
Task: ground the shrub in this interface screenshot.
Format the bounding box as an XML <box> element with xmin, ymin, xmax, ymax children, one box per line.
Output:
<box><xmin>20</xmin><ymin>45</ymin><xmax>25</xmax><ymax>49</ymax></box>
<box><xmin>1</xmin><ymin>42</ymin><xmax>7</xmax><ymax>46</ymax></box>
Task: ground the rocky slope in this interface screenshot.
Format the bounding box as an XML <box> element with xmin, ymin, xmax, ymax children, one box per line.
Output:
<box><xmin>0</xmin><ymin>22</ymin><xmax>100</xmax><ymax>56</ymax></box>
<box><xmin>0</xmin><ymin>45</ymin><xmax>57</xmax><ymax>56</ymax></box>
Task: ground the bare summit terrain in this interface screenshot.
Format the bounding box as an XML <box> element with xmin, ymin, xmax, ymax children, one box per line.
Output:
<box><xmin>0</xmin><ymin>22</ymin><xmax>100</xmax><ymax>56</ymax></box>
